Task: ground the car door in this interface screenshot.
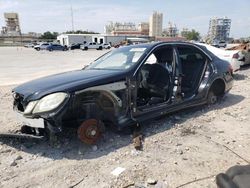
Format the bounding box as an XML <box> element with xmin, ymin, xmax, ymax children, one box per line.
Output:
<box><xmin>92</xmin><ymin>42</ymin><xmax>97</xmax><ymax>49</ymax></box>
<box><xmin>176</xmin><ymin>44</ymin><xmax>208</xmax><ymax>100</ymax></box>
<box><xmin>56</xmin><ymin>44</ymin><xmax>61</xmax><ymax>50</ymax></box>
<box><xmin>130</xmin><ymin>44</ymin><xmax>181</xmax><ymax>119</ymax></box>
<box><xmin>51</xmin><ymin>44</ymin><xmax>56</xmax><ymax>50</ymax></box>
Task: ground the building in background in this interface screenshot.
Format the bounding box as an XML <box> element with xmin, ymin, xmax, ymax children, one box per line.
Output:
<box><xmin>104</xmin><ymin>21</ymin><xmax>114</xmax><ymax>34</ymax></box>
<box><xmin>111</xmin><ymin>22</ymin><xmax>137</xmax><ymax>36</ymax></box>
<box><xmin>57</xmin><ymin>33</ymin><xmax>150</xmax><ymax>46</ymax></box>
<box><xmin>138</xmin><ymin>22</ymin><xmax>149</xmax><ymax>36</ymax></box>
<box><xmin>180</xmin><ymin>28</ymin><xmax>189</xmax><ymax>38</ymax></box>
<box><xmin>1</xmin><ymin>13</ymin><xmax>21</xmax><ymax>36</ymax></box>
<box><xmin>104</xmin><ymin>22</ymin><xmax>149</xmax><ymax>36</ymax></box>
<box><xmin>208</xmin><ymin>17</ymin><xmax>231</xmax><ymax>42</ymax></box>
<box><xmin>163</xmin><ymin>22</ymin><xmax>178</xmax><ymax>37</ymax></box>
<box><xmin>149</xmin><ymin>11</ymin><xmax>163</xmax><ymax>37</ymax></box>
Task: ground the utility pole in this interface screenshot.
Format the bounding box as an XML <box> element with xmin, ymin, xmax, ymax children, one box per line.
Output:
<box><xmin>70</xmin><ymin>1</ymin><xmax>74</xmax><ymax>32</ymax></box>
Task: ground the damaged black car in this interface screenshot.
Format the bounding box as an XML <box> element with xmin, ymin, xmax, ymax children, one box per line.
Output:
<box><xmin>12</xmin><ymin>42</ymin><xmax>233</xmax><ymax>144</ymax></box>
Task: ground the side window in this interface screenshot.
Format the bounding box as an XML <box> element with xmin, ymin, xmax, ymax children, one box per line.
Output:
<box><xmin>144</xmin><ymin>46</ymin><xmax>173</xmax><ymax>66</ymax></box>
<box><xmin>145</xmin><ymin>54</ymin><xmax>157</xmax><ymax>65</ymax></box>
<box><xmin>177</xmin><ymin>46</ymin><xmax>206</xmax><ymax>65</ymax></box>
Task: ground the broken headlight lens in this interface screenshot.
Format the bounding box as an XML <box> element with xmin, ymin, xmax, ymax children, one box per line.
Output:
<box><xmin>24</xmin><ymin>100</ymin><xmax>38</xmax><ymax>114</ymax></box>
<box><xmin>32</xmin><ymin>92</ymin><xmax>68</xmax><ymax>114</ymax></box>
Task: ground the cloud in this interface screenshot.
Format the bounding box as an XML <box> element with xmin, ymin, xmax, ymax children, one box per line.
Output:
<box><xmin>0</xmin><ymin>0</ymin><xmax>249</xmax><ymax>38</ymax></box>
<box><xmin>0</xmin><ymin>0</ymin><xmax>19</xmax><ymax>10</ymax></box>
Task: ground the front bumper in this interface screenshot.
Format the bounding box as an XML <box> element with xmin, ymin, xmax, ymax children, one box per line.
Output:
<box><xmin>15</xmin><ymin>112</ymin><xmax>44</xmax><ymax>128</ymax></box>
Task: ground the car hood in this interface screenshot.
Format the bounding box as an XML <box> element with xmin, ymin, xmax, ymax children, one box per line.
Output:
<box><xmin>13</xmin><ymin>69</ymin><xmax>126</xmax><ymax>101</ymax></box>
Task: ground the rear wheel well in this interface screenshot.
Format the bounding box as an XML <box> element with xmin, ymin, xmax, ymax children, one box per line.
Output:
<box><xmin>210</xmin><ymin>79</ymin><xmax>225</xmax><ymax>96</ymax></box>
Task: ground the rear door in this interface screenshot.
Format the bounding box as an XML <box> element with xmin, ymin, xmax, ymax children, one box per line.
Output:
<box><xmin>176</xmin><ymin>44</ymin><xmax>208</xmax><ymax>99</ymax></box>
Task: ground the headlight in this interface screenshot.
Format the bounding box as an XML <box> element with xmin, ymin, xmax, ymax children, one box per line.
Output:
<box><xmin>24</xmin><ymin>100</ymin><xmax>38</xmax><ymax>114</ymax></box>
<box><xmin>32</xmin><ymin>92</ymin><xmax>68</xmax><ymax>114</ymax></box>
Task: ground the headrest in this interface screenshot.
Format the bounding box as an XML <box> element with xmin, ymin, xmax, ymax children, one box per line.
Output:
<box><xmin>186</xmin><ymin>54</ymin><xmax>197</xmax><ymax>62</ymax></box>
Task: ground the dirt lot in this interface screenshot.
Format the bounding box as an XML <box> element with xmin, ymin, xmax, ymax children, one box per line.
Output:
<box><xmin>0</xmin><ymin>47</ymin><xmax>106</xmax><ymax>85</ymax></box>
<box><xmin>0</xmin><ymin>47</ymin><xmax>250</xmax><ymax>188</ymax></box>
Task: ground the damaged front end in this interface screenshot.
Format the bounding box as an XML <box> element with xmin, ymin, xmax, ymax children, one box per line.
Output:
<box><xmin>12</xmin><ymin>91</ymin><xmax>70</xmax><ymax>138</ymax></box>
<box><xmin>12</xmin><ymin>79</ymin><xmax>132</xmax><ymax>144</ymax></box>
<box><xmin>9</xmin><ymin>44</ymin><xmax>155</xmax><ymax>143</ymax></box>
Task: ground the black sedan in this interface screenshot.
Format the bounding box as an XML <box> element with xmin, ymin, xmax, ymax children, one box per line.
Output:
<box><xmin>12</xmin><ymin>42</ymin><xmax>233</xmax><ymax>144</ymax></box>
<box><xmin>68</xmin><ymin>43</ymin><xmax>82</xmax><ymax>50</ymax></box>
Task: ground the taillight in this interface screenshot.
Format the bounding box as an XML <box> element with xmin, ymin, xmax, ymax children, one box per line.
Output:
<box><xmin>232</xmin><ymin>53</ymin><xmax>239</xmax><ymax>59</ymax></box>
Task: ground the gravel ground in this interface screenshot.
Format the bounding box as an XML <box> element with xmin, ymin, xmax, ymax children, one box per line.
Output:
<box><xmin>0</xmin><ymin>47</ymin><xmax>250</xmax><ymax>188</ymax></box>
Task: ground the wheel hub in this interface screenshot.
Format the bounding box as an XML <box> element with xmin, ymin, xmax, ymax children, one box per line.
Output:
<box><xmin>77</xmin><ymin>119</ymin><xmax>102</xmax><ymax>144</ymax></box>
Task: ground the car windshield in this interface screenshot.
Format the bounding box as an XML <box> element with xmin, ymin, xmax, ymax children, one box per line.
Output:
<box><xmin>87</xmin><ymin>45</ymin><xmax>148</xmax><ymax>70</ymax></box>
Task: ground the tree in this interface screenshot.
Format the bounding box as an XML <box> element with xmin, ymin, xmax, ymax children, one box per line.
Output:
<box><xmin>40</xmin><ymin>31</ymin><xmax>58</xmax><ymax>39</ymax></box>
<box><xmin>181</xmin><ymin>29</ymin><xmax>200</xmax><ymax>41</ymax></box>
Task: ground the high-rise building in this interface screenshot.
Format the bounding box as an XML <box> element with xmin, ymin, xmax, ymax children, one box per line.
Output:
<box><xmin>208</xmin><ymin>17</ymin><xmax>231</xmax><ymax>42</ymax></box>
<box><xmin>104</xmin><ymin>21</ymin><xmax>114</xmax><ymax>34</ymax></box>
<box><xmin>149</xmin><ymin>11</ymin><xmax>163</xmax><ymax>37</ymax></box>
<box><xmin>1</xmin><ymin>13</ymin><xmax>21</xmax><ymax>36</ymax></box>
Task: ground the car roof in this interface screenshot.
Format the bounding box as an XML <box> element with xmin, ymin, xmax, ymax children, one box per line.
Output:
<box><xmin>131</xmin><ymin>41</ymin><xmax>214</xmax><ymax>60</ymax></box>
<box><xmin>130</xmin><ymin>41</ymin><xmax>206</xmax><ymax>48</ymax></box>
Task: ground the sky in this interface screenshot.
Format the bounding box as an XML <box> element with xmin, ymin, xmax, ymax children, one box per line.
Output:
<box><xmin>0</xmin><ymin>0</ymin><xmax>249</xmax><ymax>38</ymax></box>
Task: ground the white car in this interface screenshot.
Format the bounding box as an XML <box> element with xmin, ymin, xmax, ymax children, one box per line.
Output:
<box><xmin>197</xmin><ymin>43</ymin><xmax>243</xmax><ymax>72</ymax></box>
<box><xmin>80</xmin><ymin>42</ymin><xmax>103</xmax><ymax>50</ymax></box>
<box><xmin>102</xmin><ymin>43</ymin><xmax>111</xmax><ymax>49</ymax></box>
<box><xmin>24</xmin><ymin>43</ymin><xmax>35</xmax><ymax>48</ymax></box>
<box><xmin>212</xmin><ymin>41</ymin><xmax>227</xmax><ymax>48</ymax></box>
<box><xmin>34</xmin><ymin>43</ymin><xmax>50</xmax><ymax>51</ymax></box>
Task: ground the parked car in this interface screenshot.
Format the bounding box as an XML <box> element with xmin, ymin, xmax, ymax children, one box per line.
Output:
<box><xmin>46</xmin><ymin>44</ymin><xmax>68</xmax><ymax>51</ymax></box>
<box><xmin>24</xmin><ymin>43</ymin><xmax>35</xmax><ymax>48</ymax></box>
<box><xmin>198</xmin><ymin>43</ymin><xmax>243</xmax><ymax>72</ymax></box>
<box><xmin>80</xmin><ymin>42</ymin><xmax>103</xmax><ymax>50</ymax></box>
<box><xmin>226</xmin><ymin>43</ymin><xmax>250</xmax><ymax>66</ymax></box>
<box><xmin>212</xmin><ymin>41</ymin><xmax>227</xmax><ymax>48</ymax></box>
<box><xmin>34</xmin><ymin>43</ymin><xmax>50</xmax><ymax>51</ymax></box>
<box><xmin>12</xmin><ymin>42</ymin><xmax>233</xmax><ymax>144</ymax></box>
<box><xmin>242</xmin><ymin>50</ymin><xmax>250</xmax><ymax>66</ymax></box>
<box><xmin>102</xmin><ymin>43</ymin><xmax>111</xmax><ymax>49</ymax></box>
<box><xmin>68</xmin><ymin>43</ymin><xmax>82</xmax><ymax>50</ymax></box>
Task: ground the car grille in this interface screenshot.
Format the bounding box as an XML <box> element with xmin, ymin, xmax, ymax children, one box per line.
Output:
<box><xmin>13</xmin><ymin>92</ymin><xmax>26</xmax><ymax>112</ymax></box>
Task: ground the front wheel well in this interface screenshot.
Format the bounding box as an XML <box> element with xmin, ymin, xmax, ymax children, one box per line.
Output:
<box><xmin>209</xmin><ymin>79</ymin><xmax>226</xmax><ymax>96</ymax></box>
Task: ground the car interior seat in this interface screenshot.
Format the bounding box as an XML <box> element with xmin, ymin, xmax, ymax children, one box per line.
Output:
<box><xmin>142</xmin><ymin>52</ymin><xmax>171</xmax><ymax>100</ymax></box>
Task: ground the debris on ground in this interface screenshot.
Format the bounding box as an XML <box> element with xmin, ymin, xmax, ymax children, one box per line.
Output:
<box><xmin>226</xmin><ymin>43</ymin><xmax>250</xmax><ymax>51</ymax></box>
<box><xmin>133</xmin><ymin>135</ymin><xmax>143</xmax><ymax>150</ymax></box>
<box><xmin>111</xmin><ymin>167</ymin><xmax>126</xmax><ymax>176</ymax></box>
<box><xmin>147</xmin><ymin>178</ymin><xmax>157</xmax><ymax>185</ymax></box>
<box><xmin>133</xmin><ymin>124</ymin><xmax>143</xmax><ymax>150</ymax></box>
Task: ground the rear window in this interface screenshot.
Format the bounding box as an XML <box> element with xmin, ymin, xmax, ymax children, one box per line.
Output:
<box><xmin>178</xmin><ymin>46</ymin><xmax>206</xmax><ymax>62</ymax></box>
